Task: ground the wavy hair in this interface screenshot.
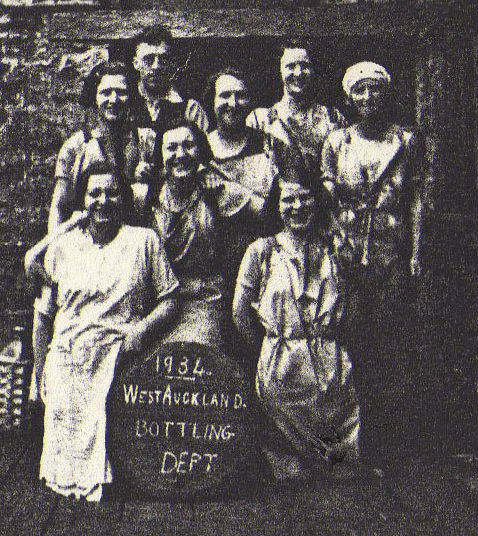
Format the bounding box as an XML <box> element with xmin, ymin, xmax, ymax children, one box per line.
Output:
<box><xmin>202</xmin><ymin>67</ymin><xmax>252</xmax><ymax>128</ymax></box>
<box><xmin>79</xmin><ymin>61</ymin><xmax>137</xmax><ymax>110</ymax></box>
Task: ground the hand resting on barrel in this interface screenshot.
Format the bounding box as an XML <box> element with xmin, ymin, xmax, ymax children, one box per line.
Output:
<box><xmin>120</xmin><ymin>295</ymin><xmax>178</xmax><ymax>355</ymax></box>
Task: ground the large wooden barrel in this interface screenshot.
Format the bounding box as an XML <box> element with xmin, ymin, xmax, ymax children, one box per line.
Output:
<box><xmin>107</xmin><ymin>342</ymin><xmax>259</xmax><ymax>499</ymax></box>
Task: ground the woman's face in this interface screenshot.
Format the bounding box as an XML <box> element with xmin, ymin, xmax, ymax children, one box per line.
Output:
<box><xmin>349</xmin><ymin>78</ymin><xmax>387</xmax><ymax>119</ymax></box>
<box><xmin>214</xmin><ymin>74</ymin><xmax>251</xmax><ymax>130</ymax></box>
<box><xmin>280</xmin><ymin>48</ymin><xmax>314</xmax><ymax>97</ymax></box>
<box><xmin>162</xmin><ymin>126</ymin><xmax>201</xmax><ymax>185</ymax></box>
<box><xmin>279</xmin><ymin>183</ymin><xmax>316</xmax><ymax>233</ymax></box>
<box><xmin>95</xmin><ymin>74</ymin><xmax>129</xmax><ymax>123</ymax></box>
<box><xmin>85</xmin><ymin>173</ymin><xmax>122</xmax><ymax>232</ymax></box>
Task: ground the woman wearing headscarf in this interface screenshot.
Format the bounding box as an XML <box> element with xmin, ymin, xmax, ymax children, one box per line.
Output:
<box><xmin>321</xmin><ymin>61</ymin><xmax>423</xmax><ymax>462</ymax></box>
<box><xmin>233</xmin><ymin>169</ymin><xmax>360</xmax><ymax>480</ymax></box>
<box><xmin>31</xmin><ymin>163</ymin><xmax>178</xmax><ymax>501</ymax></box>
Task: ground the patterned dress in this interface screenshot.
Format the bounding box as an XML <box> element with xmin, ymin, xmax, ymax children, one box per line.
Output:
<box><xmin>151</xmin><ymin>180</ymin><xmax>249</xmax><ymax>351</ymax></box>
<box><xmin>36</xmin><ymin>225</ymin><xmax>178</xmax><ymax>499</ymax></box>
<box><xmin>321</xmin><ymin>123</ymin><xmax>421</xmax><ymax>278</ymax></box>
<box><xmin>321</xmin><ymin>123</ymin><xmax>423</xmax><ymax>461</ymax></box>
<box><xmin>236</xmin><ymin>233</ymin><xmax>360</xmax><ymax>477</ymax></box>
<box><xmin>247</xmin><ymin>95</ymin><xmax>346</xmax><ymax>174</ymax></box>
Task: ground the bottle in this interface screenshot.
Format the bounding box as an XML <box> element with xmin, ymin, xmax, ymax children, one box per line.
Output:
<box><xmin>0</xmin><ymin>325</ymin><xmax>30</xmax><ymax>429</ymax></box>
<box><xmin>1</xmin><ymin>325</ymin><xmax>25</xmax><ymax>362</ymax></box>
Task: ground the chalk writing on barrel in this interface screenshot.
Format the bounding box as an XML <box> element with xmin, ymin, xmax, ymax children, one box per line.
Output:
<box><xmin>123</xmin><ymin>384</ymin><xmax>246</xmax><ymax>409</ymax></box>
<box><xmin>160</xmin><ymin>451</ymin><xmax>219</xmax><ymax>474</ymax></box>
<box><xmin>155</xmin><ymin>353</ymin><xmax>212</xmax><ymax>380</ymax></box>
<box><xmin>108</xmin><ymin>342</ymin><xmax>255</xmax><ymax>495</ymax></box>
<box><xmin>135</xmin><ymin>420</ymin><xmax>236</xmax><ymax>441</ymax></box>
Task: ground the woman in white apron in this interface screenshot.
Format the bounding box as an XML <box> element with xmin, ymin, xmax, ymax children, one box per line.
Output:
<box><xmin>30</xmin><ymin>163</ymin><xmax>178</xmax><ymax>501</ymax></box>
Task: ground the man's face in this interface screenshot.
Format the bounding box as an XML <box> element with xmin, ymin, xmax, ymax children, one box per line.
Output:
<box><xmin>280</xmin><ymin>48</ymin><xmax>314</xmax><ymax>97</ymax></box>
<box><xmin>95</xmin><ymin>74</ymin><xmax>129</xmax><ymax>123</ymax></box>
<box><xmin>133</xmin><ymin>41</ymin><xmax>175</xmax><ymax>94</ymax></box>
<box><xmin>214</xmin><ymin>74</ymin><xmax>251</xmax><ymax>130</ymax></box>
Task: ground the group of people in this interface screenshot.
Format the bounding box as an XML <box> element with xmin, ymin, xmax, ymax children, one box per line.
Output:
<box><xmin>25</xmin><ymin>25</ymin><xmax>423</xmax><ymax>501</ymax></box>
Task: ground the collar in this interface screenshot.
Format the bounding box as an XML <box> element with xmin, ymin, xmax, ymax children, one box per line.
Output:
<box><xmin>89</xmin><ymin>120</ymin><xmax>134</xmax><ymax>140</ymax></box>
<box><xmin>276</xmin><ymin>231</ymin><xmax>307</xmax><ymax>259</ymax></box>
<box><xmin>82</xmin><ymin>224</ymin><xmax>122</xmax><ymax>249</ymax></box>
<box><xmin>276</xmin><ymin>231</ymin><xmax>332</xmax><ymax>279</ymax></box>
<box><xmin>88</xmin><ymin>122</ymin><xmax>136</xmax><ymax>154</ymax></box>
<box><xmin>207</xmin><ymin>129</ymin><xmax>249</xmax><ymax>160</ymax></box>
<box><xmin>276</xmin><ymin>93</ymin><xmax>314</xmax><ymax>116</ymax></box>
<box><xmin>138</xmin><ymin>82</ymin><xmax>184</xmax><ymax>105</ymax></box>
<box><xmin>159</xmin><ymin>182</ymin><xmax>201</xmax><ymax>213</ymax></box>
<box><xmin>90</xmin><ymin>120</ymin><xmax>108</xmax><ymax>139</ymax></box>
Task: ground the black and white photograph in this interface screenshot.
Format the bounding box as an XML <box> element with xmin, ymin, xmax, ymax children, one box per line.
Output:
<box><xmin>0</xmin><ymin>1</ymin><xmax>476</xmax><ymax>534</ymax></box>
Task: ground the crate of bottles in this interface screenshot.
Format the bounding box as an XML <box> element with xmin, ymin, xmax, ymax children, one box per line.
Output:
<box><xmin>0</xmin><ymin>352</ymin><xmax>32</xmax><ymax>432</ymax></box>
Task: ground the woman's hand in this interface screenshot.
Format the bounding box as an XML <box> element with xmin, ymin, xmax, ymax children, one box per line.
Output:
<box><xmin>63</xmin><ymin>210</ymin><xmax>88</xmax><ymax>231</ymax></box>
<box><xmin>121</xmin><ymin>321</ymin><xmax>147</xmax><ymax>353</ymax></box>
<box><xmin>203</xmin><ymin>175</ymin><xmax>224</xmax><ymax>191</ymax></box>
<box><xmin>121</xmin><ymin>297</ymin><xmax>177</xmax><ymax>356</ymax></box>
<box><xmin>134</xmin><ymin>161</ymin><xmax>153</xmax><ymax>184</ymax></box>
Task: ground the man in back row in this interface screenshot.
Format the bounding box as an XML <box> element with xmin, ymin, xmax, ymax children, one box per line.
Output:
<box><xmin>132</xmin><ymin>25</ymin><xmax>208</xmax><ymax>168</ymax></box>
<box><xmin>133</xmin><ymin>26</ymin><xmax>209</xmax><ymax>183</ymax></box>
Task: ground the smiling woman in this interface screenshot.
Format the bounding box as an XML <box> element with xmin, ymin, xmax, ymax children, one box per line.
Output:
<box><xmin>247</xmin><ymin>42</ymin><xmax>346</xmax><ymax>175</ymax></box>
<box><xmin>95</xmin><ymin>73</ymin><xmax>129</xmax><ymax>123</ymax></box>
<box><xmin>321</xmin><ymin>61</ymin><xmax>424</xmax><ymax>463</ymax></box>
<box><xmin>148</xmin><ymin>119</ymin><xmax>253</xmax><ymax>353</ymax></box>
<box><xmin>233</xmin><ymin>169</ymin><xmax>360</xmax><ymax>480</ymax></box>
<box><xmin>83</xmin><ymin>168</ymin><xmax>123</xmax><ymax>244</ymax></box>
<box><xmin>48</xmin><ymin>61</ymin><xmax>149</xmax><ymax>232</ymax></box>
<box><xmin>204</xmin><ymin>69</ymin><xmax>279</xmax><ymax>303</ymax></box>
<box><xmin>29</xmin><ymin>164</ymin><xmax>178</xmax><ymax>502</ymax></box>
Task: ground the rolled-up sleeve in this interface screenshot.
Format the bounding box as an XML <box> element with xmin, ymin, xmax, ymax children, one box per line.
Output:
<box><xmin>236</xmin><ymin>240</ymin><xmax>263</xmax><ymax>294</ymax></box>
<box><xmin>54</xmin><ymin>131</ymin><xmax>85</xmax><ymax>180</ymax></box>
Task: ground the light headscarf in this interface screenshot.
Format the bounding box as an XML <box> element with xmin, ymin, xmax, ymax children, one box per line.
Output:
<box><xmin>342</xmin><ymin>61</ymin><xmax>391</xmax><ymax>96</ymax></box>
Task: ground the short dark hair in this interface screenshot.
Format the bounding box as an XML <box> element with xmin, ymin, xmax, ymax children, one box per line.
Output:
<box><xmin>278</xmin><ymin>39</ymin><xmax>317</xmax><ymax>67</ymax></box>
<box><xmin>77</xmin><ymin>162</ymin><xmax>116</xmax><ymax>209</ymax></box>
<box><xmin>79</xmin><ymin>61</ymin><xmax>134</xmax><ymax>109</ymax></box>
<box><xmin>267</xmin><ymin>144</ymin><xmax>333</xmax><ymax>233</ymax></box>
<box><xmin>134</xmin><ymin>25</ymin><xmax>175</xmax><ymax>54</ymax></box>
<box><xmin>81</xmin><ymin>161</ymin><xmax>116</xmax><ymax>180</ymax></box>
<box><xmin>76</xmin><ymin>161</ymin><xmax>133</xmax><ymax>220</ymax></box>
<box><xmin>147</xmin><ymin>119</ymin><xmax>212</xmax><ymax>201</ymax></box>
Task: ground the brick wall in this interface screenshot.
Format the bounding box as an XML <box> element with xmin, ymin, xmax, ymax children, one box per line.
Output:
<box><xmin>0</xmin><ymin>2</ymin><xmax>474</xmax><ymax>342</ymax></box>
<box><xmin>0</xmin><ymin>29</ymin><xmax>90</xmax><ymax>332</ymax></box>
